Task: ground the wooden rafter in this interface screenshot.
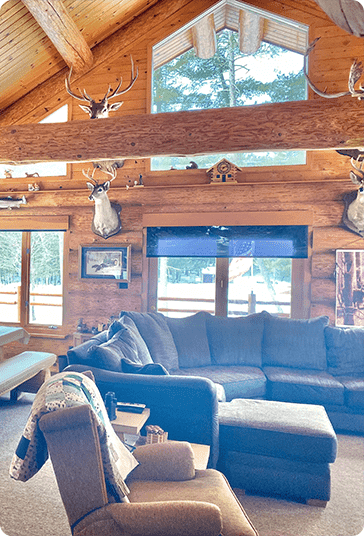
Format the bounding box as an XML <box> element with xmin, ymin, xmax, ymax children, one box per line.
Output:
<box><xmin>0</xmin><ymin>99</ymin><xmax>363</xmax><ymax>165</ymax></box>
<box><xmin>192</xmin><ymin>14</ymin><xmax>217</xmax><ymax>59</ymax></box>
<box><xmin>21</xmin><ymin>0</ymin><xmax>93</xmax><ymax>73</ymax></box>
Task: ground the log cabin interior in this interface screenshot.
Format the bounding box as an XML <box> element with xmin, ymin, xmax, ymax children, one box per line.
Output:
<box><xmin>0</xmin><ymin>0</ymin><xmax>363</xmax><ymax>360</ymax></box>
<box><xmin>2</xmin><ymin>3</ymin><xmax>364</xmax><ymax>535</ymax></box>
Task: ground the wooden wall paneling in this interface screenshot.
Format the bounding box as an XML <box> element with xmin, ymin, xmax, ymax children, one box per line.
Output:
<box><xmin>311</xmin><ymin>303</ymin><xmax>335</xmax><ymax>323</ymax></box>
<box><xmin>312</xmin><ymin>252</ymin><xmax>336</xmax><ymax>278</ymax></box>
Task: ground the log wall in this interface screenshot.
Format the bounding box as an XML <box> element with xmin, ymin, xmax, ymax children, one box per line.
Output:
<box><xmin>1</xmin><ymin>0</ymin><xmax>363</xmax><ymax>359</ymax></box>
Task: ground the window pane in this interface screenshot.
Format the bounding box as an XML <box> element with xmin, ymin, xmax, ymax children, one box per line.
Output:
<box><xmin>0</xmin><ymin>232</ymin><xmax>22</xmax><ymax>323</ymax></box>
<box><xmin>228</xmin><ymin>258</ymin><xmax>292</xmax><ymax>317</ymax></box>
<box><xmin>29</xmin><ymin>231</ymin><xmax>64</xmax><ymax>326</ymax></box>
<box><xmin>152</xmin><ymin>30</ymin><xmax>306</xmax><ymax>170</ymax></box>
<box><xmin>157</xmin><ymin>257</ymin><xmax>216</xmax><ymax>317</ymax></box>
<box><xmin>0</xmin><ymin>105</ymin><xmax>68</xmax><ymax>179</ymax></box>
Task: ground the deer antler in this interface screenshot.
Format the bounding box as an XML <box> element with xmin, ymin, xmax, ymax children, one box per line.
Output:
<box><xmin>102</xmin><ymin>167</ymin><xmax>117</xmax><ymax>183</ymax></box>
<box><xmin>105</xmin><ymin>56</ymin><xmax>139</xmax><ymax>100</ymax></box>
<box><xmin>82</xmin><ymin>168</ymin><xmax>98</xmax><ymax>184</ymax></box>
<box><xmin>65</xmin><ymin>68</ymin><xmax>92</xmax><ymax>103</ymax></box>
<box><xmin>65</xmin><ymin>56</ymin><xmax>138</xmax><ymax>104</ymax></box>
<box><xmin>350</xmin><ymin>156</ymin><xmax>364</xmax><ymax>186</ymax></box>
<box><xmin>304</xmin><ymin>37</ymin><xmax>364</xmax><ymax>100</ymax></box>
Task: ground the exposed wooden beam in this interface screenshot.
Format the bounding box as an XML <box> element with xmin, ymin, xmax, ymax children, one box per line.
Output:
<box><xmin>192</xmin><ymin>14</ymin><xmax>217</xmax><ymax>59</ymax></box>
<box><xmin>239</xmin><ymin>10</ymin><xmax>264</xmax><ymax>55</ymax></box>
<box><xmin>1</xmin><ymin>0</ymin><xmax>217</xmax><ymax>126</ymax></box>
<box><xmin>0</xmin><ymin>99</ymin><xmax>363</xmax><ymax>165</ymax></box>
<box><xmin>21</xmin><ymin>0</ymin><xmax>93</xmax><ymax>73</ymax></box>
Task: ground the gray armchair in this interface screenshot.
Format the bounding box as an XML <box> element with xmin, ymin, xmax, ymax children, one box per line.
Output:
<box><xmin>39</xmin><ymin>404</ymin><xmax>258</xmax><ymax>536</ymax></box>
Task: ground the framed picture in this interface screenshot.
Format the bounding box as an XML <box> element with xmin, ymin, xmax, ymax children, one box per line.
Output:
<box><xmin>336</xmin><ymin>249</ymin><xmax>364</xmax><ymax>327</ymax></box>
<box><xmin>79</xmin><ymin>244</ymin><xmax>131</xmax><ymax>282</ymax></box>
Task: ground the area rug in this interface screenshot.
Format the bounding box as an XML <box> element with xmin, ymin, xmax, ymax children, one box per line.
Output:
<box><xmin>1</xmin><ymin>393</ymin><xmax>363</xmax><ymax>536</ymax></box>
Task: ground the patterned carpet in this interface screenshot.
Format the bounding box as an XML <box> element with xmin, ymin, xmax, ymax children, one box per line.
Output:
<box><xmin>0</xmin><ymin>393</ymin><xmax>363</xmax><ymax>536</ymax></box>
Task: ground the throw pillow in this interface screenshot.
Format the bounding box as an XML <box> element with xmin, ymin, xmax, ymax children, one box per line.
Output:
<box><xmin>262</xmin><ymin>312</ymin><xmax>329</xmax><ymax>370</ymax></box>
<box><xmin>166</xmin><ymin>312</ymin><xmax>211</xmax><ymax>368</ymax></box>
<box><xmin>325</xmin><ymin>325</ymin><xmax>364</xmax><ymax>376</ymax></box>
<box><xmin>205</xmin><ymin>312</ymin><xmax>265</xmax><ymax>367</ymax></box>
<box><xmin>118</xmin><ymin>316</ymin><xmax>153</xmax><ymax>365</ymax></box>
<box><xmin>67</xmin><ymin>330</ymin><xmax>108</xmax><ymax>365</ymax></box>
<box><xmin>121</xmin><ymin>362</ymin><xmax>169</xmax><ymax>375</ymax></box>
<box><xmin>119</xmin><ymin>311</ymin><xmax>179</xmax><ymax>372</ymax></box>
<box><xmin>87</xmin><ymin>328</ymin><xmax>142</xmax><ymax>372</ymax></box>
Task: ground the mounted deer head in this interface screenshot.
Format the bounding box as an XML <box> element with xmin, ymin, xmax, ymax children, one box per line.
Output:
<box><xmin>342</xmin><ymin>156</ymin><xmax>364</xmax><ymax>237</ymax></box>
<box><xmin>304</xmin><ymin>37</ymin><xmax>364</xmax><ymax>100</ymax></box>
<box><xmin>66</xmin><ymin>56</ymin><xmax>138</xmax><ymax>119</ymax></box>
<box><xmin>83</xmin><ymin>168</ymin><xmax>122</xmax><ymax>239</ymax></box>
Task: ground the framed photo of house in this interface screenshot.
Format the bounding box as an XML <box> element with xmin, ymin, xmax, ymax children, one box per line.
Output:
<box><xmin>336</xmin><ymin>249</ymin><xmax>364</xmax><ymax>327</ymax></box>
<box><xmin>79</xmin><ymin>244</ymin><xmax>131</xmax><ymax>282</ymax></box>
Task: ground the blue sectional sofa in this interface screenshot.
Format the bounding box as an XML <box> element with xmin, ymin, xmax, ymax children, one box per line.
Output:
<box><xmin>66</xmin><ymin>310</ymin><xmax>364</xmax><ymax>435</ymax></box>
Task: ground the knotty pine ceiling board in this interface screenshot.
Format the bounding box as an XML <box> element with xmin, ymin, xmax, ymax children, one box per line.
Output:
<box><xmin>0</xmin><ymin>0</ymin><xmax>158</xmax><ymax>113</ymax></box>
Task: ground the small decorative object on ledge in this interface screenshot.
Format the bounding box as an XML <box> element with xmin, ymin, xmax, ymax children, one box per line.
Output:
<box><xmin>146</xmin><ymin>424</ymin><xmax>168</xmax><ymax>444</ymax></box>
<box><xmin>0</xmin><ymin>196</ymin><xmax>27</xmax><ymax>209</ymax></box>
<box><xmin>207</xmin><ymin>158</ymin><xmax>240</xmax><ymax>184</ymax></box>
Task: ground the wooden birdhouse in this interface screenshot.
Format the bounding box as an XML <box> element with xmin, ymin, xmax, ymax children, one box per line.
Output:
<box><xmin>207</xmin><ymin>159</ymin><xmax>240</xmax><ymax>184</ymax></box>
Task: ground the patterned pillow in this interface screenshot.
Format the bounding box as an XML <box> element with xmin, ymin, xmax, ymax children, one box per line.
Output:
<box><xmin>10</xmin><ymin>371</ymin><xmax>138</xmax><ymax>502</ymax></box>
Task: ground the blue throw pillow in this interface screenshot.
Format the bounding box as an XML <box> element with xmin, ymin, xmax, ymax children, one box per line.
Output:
<box><xmin>262</xmin><ymin>312</ymin><xmax>329</xmax><ymax>370</ymax></box>
<box><xmin>205</xmin><ymin>312</ymin><xmax>264</xmax><ymax>367</ymax></box>
<box><xmin>119</xmin><ymin>312</ymin><xmax>179</xmax><ymax>372</ymax></box>
<box><xmin>87</xmin><ymin>329</ymin><xmax>140</xmax><ymax>372</ymax></box>
<box><xmin>166</xmin><ymin>312</ymin><xmax>211</xmax><ymax>368</ymax></box>
<box><xmin>325</xmin><ymin>325</ymin><xmax>364</xmax><ymax>376</ymax></box>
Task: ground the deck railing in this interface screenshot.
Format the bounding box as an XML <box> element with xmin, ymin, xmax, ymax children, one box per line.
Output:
<box><xmin>157</xmin><ymin>292</ymin><xmax>290</xmax><ymax>317</ymax></box>
<box><xmin>0</xmin><ymin>288</ymin><xmax>62</xmax><ymax>322</ymax></box>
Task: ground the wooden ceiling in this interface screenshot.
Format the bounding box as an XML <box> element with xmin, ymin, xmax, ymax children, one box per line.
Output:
<box><xmin>0</xmin><ymin>0</ymin><xmax>158</xmax><ymax>114</ymax></box>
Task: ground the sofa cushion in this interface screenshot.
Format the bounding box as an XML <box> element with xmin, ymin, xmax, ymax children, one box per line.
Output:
<box><xmin>262</xmin><ymin>313</ymin><xmax>329</xmax><ymax>370</ymax></box>
<box><xmin>336</xmin><ymin>376</ymin><xmax>364</xmax><ymax>409</ymax></box>
<box><xmin>263</xmin><ymin>366</ymin><xmax>345</xmax><ymax>406</ymax></box>
<box><xmin>325</xmin><ymin>325</ymin><xmax>364</xmax><ymax>376</ymax></box>
<box><xmin>120</xmin><ymin>311</ymin><xmax>179</xmax><ymax>372</ymax></box>
<box><xmin>166</xmin><ymin>312</ymin><xmax>211</xmax><ymax>368</ymax></box>
<box><xmin>172</xmin><ymin>365</ymin><xmax>267</xmax><ymax>402</ymax></box>
<box><xmin>87</xmin><ymin>328</ymin><xmax>140</xmax><ymax>372</ymax></box>
<box><xmin>117</xmin><ymin>316</ymin><xmax>153</xmax><ymax>365</ymax></box>
<box><xmin>205</xmin><ymin>312</ymin><xmax>264</xmax><ymax>367</ymax></box>
<box><xmin>67</xmin><ymin>331</ymin><xmax>108</xmax><ymax>365</ymax></box>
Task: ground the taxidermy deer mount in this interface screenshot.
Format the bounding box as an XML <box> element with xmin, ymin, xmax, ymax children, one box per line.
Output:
<box><xmin>304</xmin><ymin>38</ymin><xmax>364</xmax><ymax>236</ymax></box>
<box><xmin>341</xmin><ymin>156</ymin><xmax>364</xmax><ymax>237</ymax></box>
<box><xmin>304</xmin><ymin>37</ymin><xmax>364</xmax><ymax>100</ymax></box>
<box><xmin>83</xmin><ymin>168</ymin><xmax>122</xmax><ymax>240</ymax></box>
<box><xmin>66</xmin><ymin>55</ymin><xmax>138</xmax><ymax>173</ymax></box>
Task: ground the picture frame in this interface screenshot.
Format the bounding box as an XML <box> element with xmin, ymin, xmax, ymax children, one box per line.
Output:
<box><xmin>79</xmin><ymin>244</ymin><xmax>131</xmax><ymax>282</ymax></box>
<box><xmin>336</xmin><ymin>249</ymin><xmax>364</xmax><ymax>327</ymax></box>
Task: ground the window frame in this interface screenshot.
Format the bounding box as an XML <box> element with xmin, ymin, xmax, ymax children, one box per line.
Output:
<box><xmin>0</xmin><ymin>216</ymin><xmax>69</xmax><ymax>338</ymax></box>
<box><xmin>142</xmin><ymin>211</ymin><xmax>312</xmax><ymax>319</ymax></box>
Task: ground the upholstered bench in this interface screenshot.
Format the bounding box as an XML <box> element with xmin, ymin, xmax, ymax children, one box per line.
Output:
<box><xmin>0</xmin><ymin>351</ymin><xmax>57</xmax><ymax>401</ymax></box>
<box><xmin>218</xmin><ymin>398</ymin><xmax>337</xmax><ymax>506</ymax></box>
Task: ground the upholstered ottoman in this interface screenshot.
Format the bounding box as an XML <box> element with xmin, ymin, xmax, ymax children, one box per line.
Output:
<box><xmin>218</xmin><ymin>399</ymin><xmax>337</xmax><ymax>505</ymax></box>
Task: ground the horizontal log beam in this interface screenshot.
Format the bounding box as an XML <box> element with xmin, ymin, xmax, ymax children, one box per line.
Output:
<box><xmin>0</xmin><ymin>99</ymin><xmax>363</xmax><ymax>165</ymax></box>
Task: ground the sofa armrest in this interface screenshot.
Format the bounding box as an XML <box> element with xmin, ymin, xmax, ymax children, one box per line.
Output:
<box><xmin>64</xmin><ymin>364</ymin><xmax>219</xmax><ymax>468</ymax></box>
<box><xmin>128</xmin><ymin>441</ymin><xmax>195</xmax><ymax>481</ymax></box>
<box><xmin>74</xmin><ymin>501</ymin><xmax>222</xmax><ymax>536</ymax></box>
